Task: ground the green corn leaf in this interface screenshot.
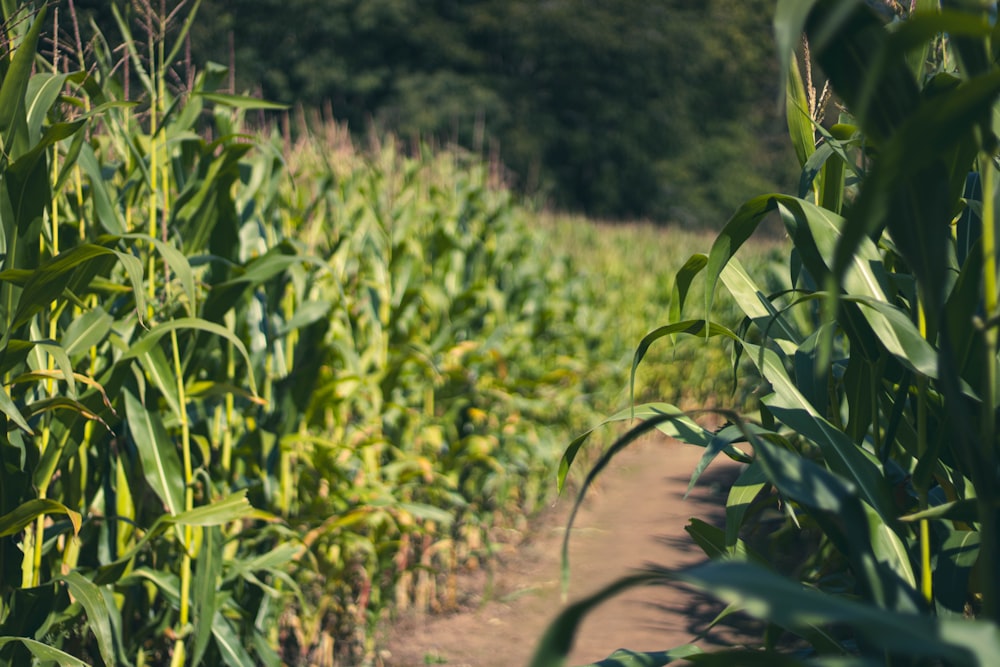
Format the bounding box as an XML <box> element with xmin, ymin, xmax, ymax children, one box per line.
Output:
<box><xmin>76</xmin><ymin>144</ymin><xmax>126</xmax><ymax>234</ymax></box>
<box><xmin>748</xmin><ymin>429</ymin><xmax>919</xmax><ymax>612</ymax></box>
<box><xmin>0</xmin><ymin>637</ymin><xmax>89</xmax><ymax>667</ymax></box>
<box><xmin>901</xmin><ymin>498</ymin><xmax>981</xmax><ymax>523</ymax></box>
<box><xmin>94</xmin><ymin>492</ymin><xmax>254</xmax><ymax>586</ymax></box>
<box><xmin>32</xmin><ymin>340</ymin><xmax>77</xmax><ymax>397</ymax></box>
<box><xmin>672</xmin><ymin>561</ymin><xmax>999</xmax><ymax>663</ymax></box>
<box><xmin>579</xmin><ymin>647</ymin><xmax>704</xmax><ymax>667</ymax></box>
<box><xmin>527</xmin><ymin>569</ymin><xmax>668</xmax><ymax>667</ymax></box>
<box><xmin>933</xmin><ymin>528</ymin><xmax>980</xmax><ymax>616</ymax></box>
<box><xmin>0</xmin><ymin>383</ymin><xmax>31</xmax><ymax>433</ymax></box>
<box><xmin>191</xmin><ymin>526</ymin><xmax>222</xmax><ymax>667</ymax></box>
<box><xmin>211</xmin><ymin>610</ymin><xmax>256</xmax><ymax>667</ymax></box>
<box><xmin>59</xmin><ymin>572</ymin><xmax>120</xmax><ymax>667</ymax></box>
<box><xmin>705</xmin><ymin>194</ymin><xmax>787</xmax><ymax>318</ymax></box>
<box><xmin>9</xmin><ymin>244</ymin><xmax>145</xmax><ymax>332</ymax></box>
<box><xmin>558</xmin><ymin>402</ymin><xmax>726</xmax><ymax>493</ymax></box>
<box><xmin>123</xmin><ymin>234</ymin><xmax>197</xmax><ymax>315</ymax></box>
<box><xmin>62</xmin><ymin>307</ymin><xmax>113</xmax><ymax>362</ymax></box>
<box><xmin>225</xmin><ymin>543</ymin><xmax>303</xmax><ymax>584</ymax></box>
<box><xmin>120</xmin><ymin>317</ymin><xmax>259</xmax><ymax>399</ymax></box>
<box><xmin>560</xmin><ymin>414</ymin><xmax>718</xmax><ymax>597</ymax></box>
<box><xmin>169</xmin><ymin>492</ymin><xmax>255</xmax><ymax>526</ymax></box>
<box><xmin>742</xmin><ymin>341</ymin><xmax>898</xmax><ymax>525</ymax></box>
<box><xmin>685</xmin><ymin>518</ymin><xmax>769</xmax><ymax>566</ymax></box>
<box><xmin>201</xmin><ymin>245</ymin><xmax>325</xmax><ymax>319</ymax></box>
<box><xmin>0</xmin><ymin>5</ymin><xmax>45</xmax><ymax>161</ymax></box>
<box><xmin>0</xmin><ymin>498</ymin><xmax>81</xmax><ymax>537</ymax></box>
<box><xmin>196</xmin><ymin>92</ymin><xmax>290</xmax><ymax>111</ymax></box>
<box><xmin>126</xmin><ymin>567</ymin><xmax>181</xmax><ymax>605</ymax></box>
<box><xmin>31</xmin><ymin>400</ymin><xmax>102</xmax><ymax>492</ymax></box>
<box><xmin>686</xmin><ymin>423</ymin><xmax>768</xmax><ymax>498</ymax></box>
<box><xmin>134</xmin><ymin>343</ymin><xmax>183</xmax><ymax>423</ymax></box>
<box><xmin>668</xmin><ymin>253</ymin><xmax>706</xmax><ymax>323</ymax></box>
<box><xmin>864</xmin><ymin>503</ymin><xmax>917</xmax><ymax>591</ymax></box>
<box><xmin>725</xmin><ymin>460</ymin><xmax>769</xmax><ymax>549</ymax></box>
<box><xmin>844</xmin><ymin>295</ymin><xmax>940</xmax><ymax>380</ymax></box>
<box><xmin>24</xmin><ymin>396</ymin><xmax>111</xmax><ymax>431</ymax></box>
<box><xmin>818</xmin><ymin>145</ymin><xmax>846</xmax><ymax>215</ymax></box>
<box><xmin>718</xmin><ymin>257</ymin><xmax>802</xmax><ymax>352</ymax></box>
<box><xmin>786</xmin><ymin>55</ymin><xmax>818</xmax><ymax>173</ymax></box>
<box><xmin>630</xmin><ymin>319</ymin><xmax>740</xmax><ymax>414</ymax></box>
<box><xmin>24</xmin><ymin>71</ymin><xmax>79</xmax><ymax>145</ymax></box>
<box><xmin>123</xmin><ymin>387</ymin><xmax>184</xmax><ymax>516</ymax></box>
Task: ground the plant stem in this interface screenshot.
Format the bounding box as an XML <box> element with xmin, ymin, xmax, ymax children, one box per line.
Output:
<box><xmin>979</xmin><ymin>154</ymin><xmax>999</xmax><ymax>620</ymax></box>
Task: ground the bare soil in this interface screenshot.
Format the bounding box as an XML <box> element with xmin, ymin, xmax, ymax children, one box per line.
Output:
<box><xmin>377</xmin><ymin>436</ymin><xmax>760</xmax><ymax>667</ymax></box>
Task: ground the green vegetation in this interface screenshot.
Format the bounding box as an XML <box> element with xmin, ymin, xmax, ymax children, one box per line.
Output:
<box><xmin>72</xmin><ymin>0</ymin><xmax>796</xmax><ymax>224</ymax></box>
<box><xmin>0</xmin><ymin>3</ymin><xmax>774</xmax><ymax>665</ymax></box>
<box><xmin>535</xmin><ymin>1</ymin><xmax>1000</xmax><ymax>665</ymax></box>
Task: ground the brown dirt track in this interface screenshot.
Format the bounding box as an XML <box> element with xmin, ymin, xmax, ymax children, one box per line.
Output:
<box><xmin>378</xmin><ymin>436</ymin><xmax>758</xmax><ymax>667</ymax></box>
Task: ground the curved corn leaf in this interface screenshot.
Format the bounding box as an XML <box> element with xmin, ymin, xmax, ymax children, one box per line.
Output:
<box><xmin>76</xmin><ymin>144</ymin><xmax>126</xmax><ymax>234</ymax></box>
<box><xmin>0</xmin><ymin>498</ymin><xmax>81</xmax><ymax>537</ymax></box>
<box><xmin>59</xmin><ymin>571</ymin><xmax>120</xmax><ymax>667</ymax></box>
<box><xmin>560</xmin><ymin>413</ymin><xmax>721</xmax><ymax>597</ymax></box>
<box><xmin>672</xmin><ymin>561</ymin><xmax>999</xmax><ymax>663</ymax></box>
<box><xmin>580</xmin><ymin>647</ymin><xmax>704</xmax><ymax>667</ymax></box>
<box><xmin>0</xmin><ymin>382</ymin><xmax>31</xmax><ymax>433</ymax></box>
<box><xmin>120</xmin><ymin>317</ymin><xmax>259</xmax><ymax>398</ymax></box>
<box><xmin>0</xmin><ymin>637</ymin><xmax>88</xmax><ymax>667</ymax></box>
<box><xmin>558</xmin><ymin>402</ymin><xmax>727</xmax><ymax>493</ymax></box>
<box><xmin>123</xmin><ymin>234</ymin><xmax>197</xmax><ymax>314</ymax></box>
<box><xmin>630</xmin><ymin>319</ymin><xmax>740</xmax><ymax>413</ymax></box>
<box><xmin>527</xmin><ymin>570</ymin><xmax>668</xmax><ymax>667</ymax></box>
<box><xmin>668</xmin><ymin>253</ymin><xmax>706</xmax><ymax>323</ymax></box>
<box><xmin>685</xmin><ymin>518</ymin><xmax>768</xmax><ymax>567</ymax></box>
<box><xmin>94</xmin><ymin>492</ymin><xmax>255</xmax><ymax>586</ymax></box>
<box><xmin>8</xmin><ymin>244</ymin><xmax>145</xmax><ymax>332</ymax></box>
<box><xmin>725</xmin><ymin>460</ymin><xmax>769</xmax><ymax>549</ymax></box>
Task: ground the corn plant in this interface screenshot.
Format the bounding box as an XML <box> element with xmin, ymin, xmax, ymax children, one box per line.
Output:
<box><xmin>534</xmin><ymin>1</ymin><xmax>1000</xmax><ymax>665</ymax></box>
<box><xmin>0</xmin><ymin>2</ymin><xmax>302</xmax><ymax>665</ymax></box>
<box><xmin>260</xmin><ymin>127</ymin><xmax>632</xmax><ymax>662</ymax></box>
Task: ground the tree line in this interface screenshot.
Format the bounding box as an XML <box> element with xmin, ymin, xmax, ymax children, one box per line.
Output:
<box><xmin>68</xmin><ymin>0</ymin><xmax>795</xmax><ymax>225</ymax></box>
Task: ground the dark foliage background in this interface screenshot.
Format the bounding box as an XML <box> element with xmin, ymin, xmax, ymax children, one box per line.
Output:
<box><xmin>67</xmin><ymin>0</ymin><xmax>796</xmax><ymax>225</ymax></box>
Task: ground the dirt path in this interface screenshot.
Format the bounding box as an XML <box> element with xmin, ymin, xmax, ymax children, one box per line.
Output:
<box><xmin>378</xmin><ymin>436</ymin><xmax>753</xmax><ymax>667</ymax></box>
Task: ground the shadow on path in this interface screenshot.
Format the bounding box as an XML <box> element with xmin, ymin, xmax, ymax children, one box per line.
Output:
<box><xmin>379</xmin><ymin>436</ymin><xmax>761</xmax><ymax>667</ymax></box>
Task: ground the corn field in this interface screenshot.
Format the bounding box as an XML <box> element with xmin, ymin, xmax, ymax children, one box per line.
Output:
<box><xmin>0</xmin><ymin>3</ymin><xmax>771</xmax><ymax>666</ymax></box>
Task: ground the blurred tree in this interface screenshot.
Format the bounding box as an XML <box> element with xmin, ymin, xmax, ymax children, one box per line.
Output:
<box><xmin>60</xmin><ymin>0</ymin><xmax>794</xmax><ymax>225</ymax></box>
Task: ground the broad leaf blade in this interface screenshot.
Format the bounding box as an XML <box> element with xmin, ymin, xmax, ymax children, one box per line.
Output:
<box><xmin>123</xmin><ymin>387</ymin><xmax>184</xmax><ymax>516</ymax></box>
